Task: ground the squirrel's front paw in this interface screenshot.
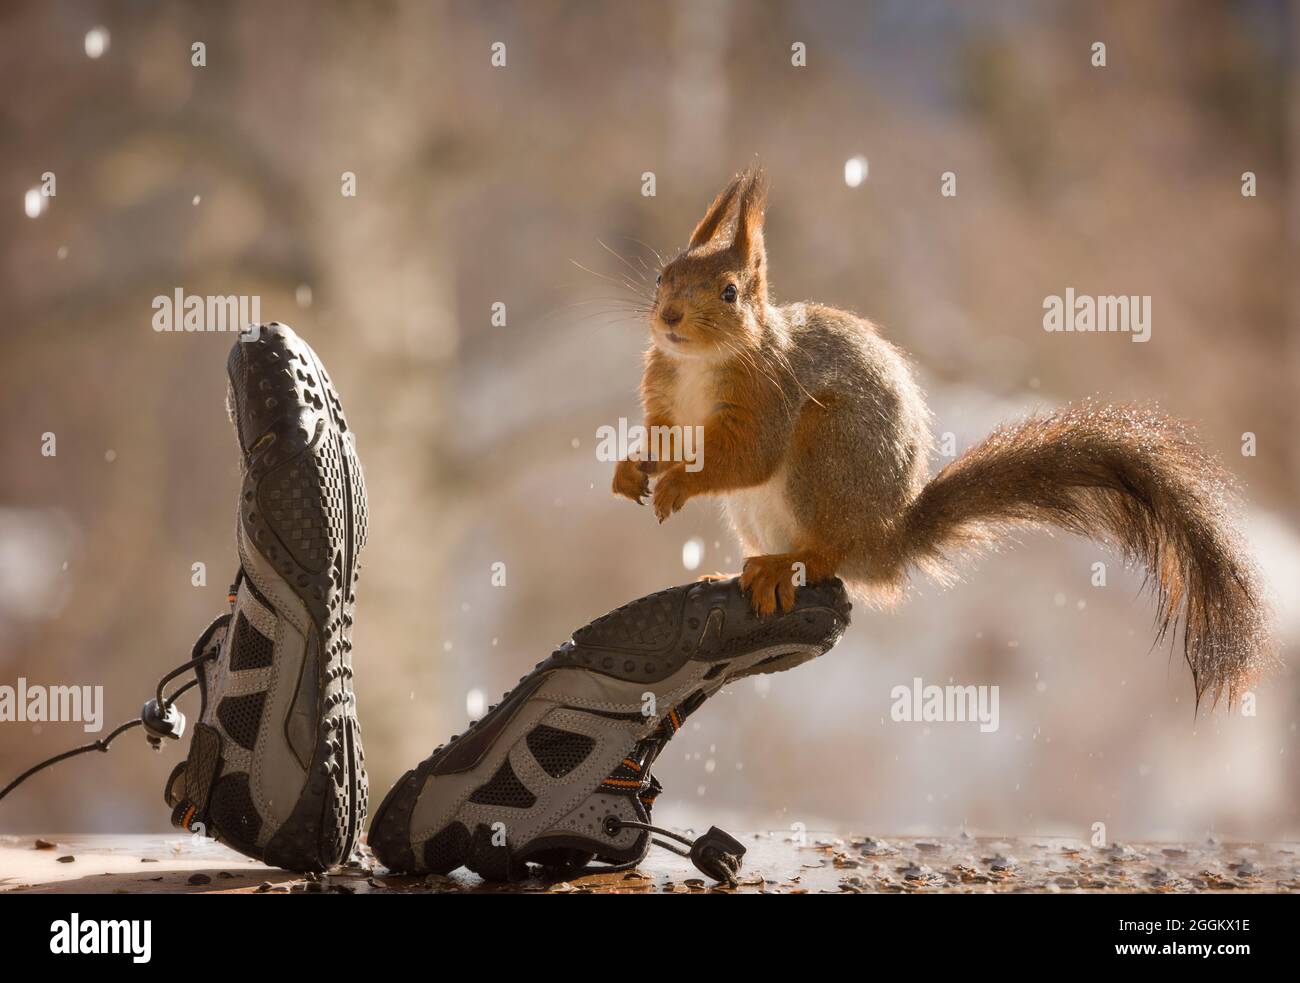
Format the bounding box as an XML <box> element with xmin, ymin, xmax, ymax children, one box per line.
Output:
<box><xmin>612</xmin><ymin>458</ymin><xmax>650</xmax><ymax>504</ymax></box>
<box><xmin>652</xmin><ymin>465</ymin><xmax>693</xmax><ymax>523</ymax></box>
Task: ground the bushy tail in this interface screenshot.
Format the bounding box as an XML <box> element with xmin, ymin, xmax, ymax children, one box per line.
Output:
<box><xmin>892</xmin><ymin>401</ymin><xmax>1273</xmax><ymax>707</ymax></box>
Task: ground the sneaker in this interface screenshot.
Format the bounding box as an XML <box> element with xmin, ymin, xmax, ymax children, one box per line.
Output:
<box><xmin>163</xmin><ymin>322</ymin><xmax>369</xmax><ymax>872</ymax></box>
<box><xmin>368</xmin><ymin>577</ymin><xmax>850</xmax><ymax>883</ymax></box>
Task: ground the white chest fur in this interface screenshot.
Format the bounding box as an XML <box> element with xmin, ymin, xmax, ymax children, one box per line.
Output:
<box><xmin>668</xmin><ymin>358</ymin><xmax>803</xmax><ymax>557</ymax></box>
<box><xmin>722</xmin><ymin>467</ymin><xmax>799</xmax><ymax>556</ymax></box>
<box><xmin>669</xmin><ymin>360</ymin><xmax>716</xmax><ymax>428</ymax></box>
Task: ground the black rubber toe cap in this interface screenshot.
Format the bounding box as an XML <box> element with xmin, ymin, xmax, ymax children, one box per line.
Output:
<box><xmin>367</xmin><ymin>768</ymin><xmax>422</xmax><ymax>873</ymax></box>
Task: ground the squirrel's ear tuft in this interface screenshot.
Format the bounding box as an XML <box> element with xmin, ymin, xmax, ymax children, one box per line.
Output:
<box><xmin>688</xmin><ymin>173</ymin><xmax>745</xmax><ymax>250</ymax></box>
<box><xmin>731</xmin><ymin>166</ymin><xmax>768</xmax><ymax>272</ymax></box>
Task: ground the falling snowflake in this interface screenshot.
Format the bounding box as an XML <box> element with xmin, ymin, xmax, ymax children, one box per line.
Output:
<box><xmin>681</xmin><ymin>536</ymin><xmax>704</xmax><ymax>571</ymax></box>
<box><xmin>24</xmin><ymin>188</ymin><xmax>45</xmax><ymax>219</ymax></box>
<box><xmin>844</xmin><ymin>156</ymin><xmax>868</xmax><ymax>188</ymax></box>
<box><xmin>84</xmin><ymin>27</ymin><xmax>110</xmax><ymax>59</ymax></box>
<box><xmin>466</xmin><ymin>688</ymin><xmax>486</xmax><ymax>720</ymax></box>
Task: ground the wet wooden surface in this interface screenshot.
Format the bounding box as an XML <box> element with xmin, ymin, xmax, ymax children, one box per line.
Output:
<box><xmin>3</xmin><ymin>832</ymin><xmax>1297</xmax><ymax>893</ymax></box>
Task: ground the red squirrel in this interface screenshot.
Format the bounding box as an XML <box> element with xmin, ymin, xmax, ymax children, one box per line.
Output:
<box><xmin>612</xmin><ymin>166</ymin><xmax>1272</xmax><ymax>706</ymax></box>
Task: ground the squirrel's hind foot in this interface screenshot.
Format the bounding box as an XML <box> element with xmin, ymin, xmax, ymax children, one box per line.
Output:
<box><xmin>740</xmin><ymin>550</ymin><xmax>841</xmax><ymax>617</ymax></box>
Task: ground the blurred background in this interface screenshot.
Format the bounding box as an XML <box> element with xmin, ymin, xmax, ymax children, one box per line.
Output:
<box><xmin>2</xmin><ymin>0</ymin><xmax>1298</xmax><ymax>846</ymax></box>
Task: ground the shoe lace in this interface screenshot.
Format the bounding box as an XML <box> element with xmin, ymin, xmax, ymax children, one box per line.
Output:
<box><xmin>576</xmin><ymin>708</ymin><xmax>746</xmax><ymax>884</ymax></box>
<box><xmin>0</xmin><ymin>599</ymin><xmax>231</xmax><ymax>804</ymax></box>
<box><xmin>603</xmin><ymin>817</ymin><xmax>747</xmax><ymax>885</ymax></box>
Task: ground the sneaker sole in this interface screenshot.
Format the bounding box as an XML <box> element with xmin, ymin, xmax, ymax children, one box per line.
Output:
<box><xmin>228</xmin><ymin>323</ymin><xmax>368</xmax><ymax>870</ymax></box>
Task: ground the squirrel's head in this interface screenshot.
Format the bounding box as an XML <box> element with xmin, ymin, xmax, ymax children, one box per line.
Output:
<box><xmin>651</xmin><ymin>166</ymin><xmax>768</xmax><ymax>361</ymax></box>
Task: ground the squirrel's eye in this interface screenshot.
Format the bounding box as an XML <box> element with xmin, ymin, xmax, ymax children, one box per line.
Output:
<box><xmin>655</xmin><ymin>273</ymin><xmax>662</xmax><ymax>286</ymax></box>
<box><xmin>722</xmin><ymin>283</ymin><xmax>738</xmax><ymax>303</ymax></box>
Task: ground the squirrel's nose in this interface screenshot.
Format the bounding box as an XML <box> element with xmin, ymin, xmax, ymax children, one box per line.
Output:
<box><xmin>660</xmin><ymin>308</ymin><xmax>683</xmax><ymax>327</ymax></box>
